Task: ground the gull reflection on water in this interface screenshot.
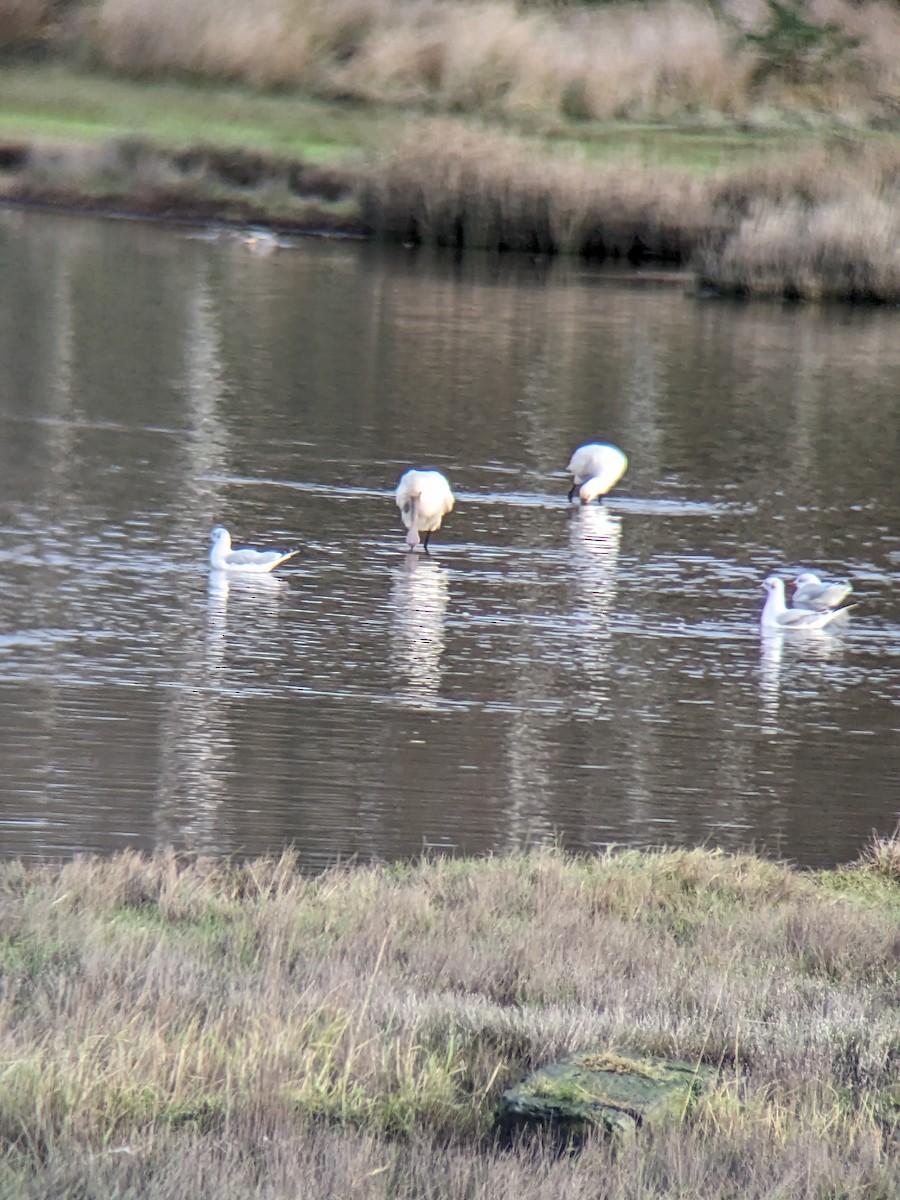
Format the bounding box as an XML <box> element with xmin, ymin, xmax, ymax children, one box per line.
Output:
<box><xmin>156</xmin><ymin>569</ymin><xmax>290</xmax><ymax>852</ymax></box>
<box><xmin>568</xmin><ymin>505</ymin><xmax>622</xmax><ymax>716</ymax></box>
<box><xmin>389</xmin><ymin>555</ymin><xmax>450</xmax><ymax>710</ymax></box>
<box><xmin>206</xmin><ymin>568</ymin><xmax>288</xmax><ymax>667</ymax></box>
<box><xmin>758</xmin><ymin>631</ymin><xmax>787</xmax><ymax>733</ymax></box>
<box><xmin>758</xmin><ymin>626</ymin><xmax>845</xmax><ymax>735</ymax></box>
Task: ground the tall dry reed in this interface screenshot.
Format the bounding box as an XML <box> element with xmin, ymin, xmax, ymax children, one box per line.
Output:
<box><xmin>82</xmin><ymin>0</ymin><xmax>900</xmax><ymax>123</ymax></box>
<box><xmin>0</xmin><ymin>0</ymin><xmax>52</xmax><ymax>46</ymax></box>
<box><xmin>361</xmin><ymin>121</ymin><xmax>716</xmax><ymax>258</ymax></box>
<box><xmin>700</xmin><ymin>141</ymin><xmax>900</xmax><ymax>299</ymax></box>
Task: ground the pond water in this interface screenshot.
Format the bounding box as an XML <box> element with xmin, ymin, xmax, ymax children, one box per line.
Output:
<box><xmin>1</xmin><ymin>209</ymin><xmax>898</xmax><ymax>869</ymax></box>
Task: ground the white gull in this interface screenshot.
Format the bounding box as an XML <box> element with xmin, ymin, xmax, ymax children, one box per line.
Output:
<box><xmin>209</xmin><ymin>526</ymin><xmax>300</xmax><ymax>574</ymax></box>
<box><xmin>760</xmin><ymin>575</ymin><xmax>854</xmax><ymax>631</ymax></box>
<box><xmin>792</xmin><ymin>571</ymin><xmax>853</xmax><ymax>611</ymax></box>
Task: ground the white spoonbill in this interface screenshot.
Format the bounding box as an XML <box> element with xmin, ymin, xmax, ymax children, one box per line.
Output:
<box><xmin>566</xmin><ymin>443</ymin><xmax>628</xmax><ymax>503</ymax></box>
<box><xmin>791</xmin><ymin>571</ymin><xmax>853</xmax><ymax>611</ymax></box>
<box><xmin>395</xmin><ymin>469</ymin><xmax>455</xmax><ymax>552</ymax></box>
<box><xmin>209</xmin><ymin>526</ymin><xmax>300</xmax><ymax>573</ymax></box>
<box><xmin>760</xmin><ymin>576</ymin><xmax>854</xmax><ymax>631</ymax></box>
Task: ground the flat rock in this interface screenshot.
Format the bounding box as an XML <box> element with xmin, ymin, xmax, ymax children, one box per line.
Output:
<box><xmin>497</xmin><ymin>1050</ymin><xmax>716</xmax><ymax>1145</ymax></box>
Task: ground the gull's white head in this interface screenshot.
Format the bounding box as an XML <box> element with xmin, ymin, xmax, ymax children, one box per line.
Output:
<box><xmin>793</xmin><ymin>572</ymin><xmax>821</xmax><ymax>587</ymax></box>
<box><xmin>209</xmin><ymin>527</ymin><xmax>233</xmax><ymax>570</ymax></box>
<box><xmin>761</xmin><ymin>576</ymin><xmax>784</xmax><ymax>595</ymax></box>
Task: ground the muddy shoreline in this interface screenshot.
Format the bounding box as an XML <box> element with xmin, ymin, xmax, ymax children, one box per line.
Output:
<box><xmin>0</xmin><ymin>137</ymin><xmax>370</xmax><ymax>238</ymax></box>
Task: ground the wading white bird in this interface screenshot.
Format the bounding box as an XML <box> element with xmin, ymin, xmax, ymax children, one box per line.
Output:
<box><xmin>760</xmin><ymin>575</ymin><xmax>854</xmax><ymax>631</ymax></box>
<box><xmin>566</xmin><ymin>442</ymin><xmax>628</xmax><ymax>503</ymax></box>
<box><xmin>395</xmin><ymin>469</ymin><xmax>455</xmax><ymax>552</ymax></box>
<box><xmin>791</xmin><ymin>571</ymin><xmax>853</xmax><ymax>612</ymax></box>
<box><xmin>209</xmin><ymin>526</ymin><xmax>300</xmax><ymax>574</ymax></box>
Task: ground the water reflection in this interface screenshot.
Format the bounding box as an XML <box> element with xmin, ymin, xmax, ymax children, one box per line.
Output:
<box><xmin>176</xmin><ymin>267</ymin><xmax>231</xmax><ymax>535</ymax></box>
<box><xmin>156</xmin><ymin>568</ymin><xmax>293</xmax><ymax>851</ymax></box>
<box><xmin>389</xmin><ymin>555</ymin><xmax>449</xmax><ymax>709</ymax></box>
<box><xmin>153</xmin><ymin>572</ymin><xmax>231</xmax><ymax>851</ymax></box>
<box><xmin>207</xmin><ymin>568</ymin><xmax>287</xmax><ymax>627</ymax></box>
<box><xmin>758</xmin><ymin>632</ymin><xmax>785</xmax><ymax>732</ymax></box>
<box><xmin>567</xmin><ymin>505</ymin><xmax>622</xmax><ymax>717</ymax></box>
<box><xmin>1</xmin><ymin>213</ymin><xmax>900</xmax><ymax>868</ymax></box>
<box><xmin>758</xmin><ymin>626</ymin><xmax>846</xmax><ymax>735</ymax></box>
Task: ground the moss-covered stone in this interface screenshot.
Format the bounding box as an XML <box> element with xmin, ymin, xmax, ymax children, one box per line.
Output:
<box><xmin>497</xmin><ymin>1051</ymin><xmax>716</xmax><ymax>1145</ymax></box>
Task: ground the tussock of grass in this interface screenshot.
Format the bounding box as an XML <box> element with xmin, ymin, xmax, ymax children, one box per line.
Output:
<box><xmin>0</xmin><ymin>842</ymin><xmax>897</xmax><ymax>1196</ymax></box>
<box><xmin>701</xmin><ymin>192</ymin><xmax>900</xmax><ymax>301</ymax></box>
<box><xmin>360</xmin><ymin>124</ymin><xmax>900</xmax><ymax>300</ymax></box>
<box><xmin>861</xmin><ymin>826</ymin><xmax>900</xmax><ymax>882</ymax></box>
<box><xmin>360</xmin><ymin>121</ymin><xmax>714</xmax><ymax>258</ymax></box>
<box><xmin>699</xmin><ymin>141</ymin><xmax>900</xmax><ymax>299</ymax></box>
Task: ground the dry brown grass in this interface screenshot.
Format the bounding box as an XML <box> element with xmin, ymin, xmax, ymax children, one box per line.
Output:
<box><xmin>7</xmin><ymin>0</ymin><xmax>900</xmax><ymax>300</ymax></box>
<box><xmin>360</xmin><ymin>124</ymin><xmax>900</xmax><ymax>299</ymax></box>
<box><xmin>699</xmin><ymin>141</ymin><xmax>900</xmax><ymax>299</ymax></box>
<box><xmin>0</xmin><ymin>843</ymin><xmax>897</xmax><ymax>1197</ymax></box>
<box><xmin>0</xmin><ymin>134</ymin><xmax>361</xmax><ymax>232</ymax></box>
<box><xmin>729</xmin><ymin>0</ymin><xmax>900</xmax><ymax>117</ymax></box>
<box><xmin>77</xmin><ymin>0</ymin><xmax>900</xmax><ymax>124</ymax></box>
<box><xmin>856</xmin><ymin>824</ymin><xmax>900</xmax><ymax>881</ymax></box>
<box><xmin>0</xmin><ymin>0</ymin><xmax>53</xmax><ymax>47</ymax></box>
<box><xmin>699</xmin><ymin>191</ymin><xmax>900</xmax><ymax>300</ymax></box>
<box><xmin>5</xmin><ymin>112</ymin><xmax>900</xmax><ymax>299</ymax></box>
<box><xmin>360</xmin><ymin>121</ymin><xmax>716</xmax><ymax>259</ymax></box>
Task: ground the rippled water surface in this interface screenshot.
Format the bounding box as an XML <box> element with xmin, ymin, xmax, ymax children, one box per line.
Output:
<box><xmin>1</xmin><ymin>210</ymin><xmax>898</xmax><ymax>868</ymax></box>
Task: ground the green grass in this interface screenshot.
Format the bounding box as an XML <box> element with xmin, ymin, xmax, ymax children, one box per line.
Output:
<box><xmin>0</xmin><ymin>63</ymin><xmax>379</xmax><ymax>161</ymax></box>
<box><xmin>0</xmin><ymin>61</ymin><xmax>857</xmax><ymax>173</ymax></box>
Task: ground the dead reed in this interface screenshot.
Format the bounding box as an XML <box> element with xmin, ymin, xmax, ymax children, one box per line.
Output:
<box><xmin>360</xmin><ymin>124</ymin><xmax>900</xmax><ymax>300</ymax></box>
<box><xmin>359</xmin><ymin>121</ymin><xmax>717</xmax><ymax>259</ymax></box>
<box><xmin>0</xmin><ymin>841</ymin><xmax>897</xmax><ymax>1197</ymax></box>
<box><xmin>13</xmin><ymin>0</ymin><xmax>900</xmax><ymax>126</ymax></box>
<box><xmin>0</xmin><ymin>0</ymin><xmax>52</xmax><ymax>48</ymax></box>
<box><xmin>699</xmin><ymin>141</ymin><xmax>900</xmax><ymax>300</ymax></box>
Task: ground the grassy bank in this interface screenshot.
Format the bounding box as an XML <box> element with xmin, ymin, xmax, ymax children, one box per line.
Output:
<box><xmin>0</xmin><ymin>839</ymin><xmax>897</xmax><ymax>1197</ymax></box>
<box><xmin>2</xmin><ymin>0</ymin><xmax>900</xmax><ymax>298</ymax></box>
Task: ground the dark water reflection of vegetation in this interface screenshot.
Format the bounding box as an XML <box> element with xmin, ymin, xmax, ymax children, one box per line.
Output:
<box><xmin>0</xmin><ymin>211</ymin><xmax>898</xmax><ymax>867</ymax></box>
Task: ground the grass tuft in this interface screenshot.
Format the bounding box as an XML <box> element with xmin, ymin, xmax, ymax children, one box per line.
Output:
<box><xmin>857</xmin><ymin>826</ymin><xmax>900</xmax><ymax>882</ymax></box>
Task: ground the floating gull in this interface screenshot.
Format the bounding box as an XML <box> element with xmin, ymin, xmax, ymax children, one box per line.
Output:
<box><xmin>760</xmin><ymin>575</ymin><xmax>854</xmax><ymax>631</ymax></box>
<box><xmin>792</xmin><ymin>571</ymin><xmax>853</xmax><ymax>612</ymax></box>
<box><xmin>209</xmin><ymin>526</ymin><xmax>300</xmax><ymax>573</ymax></box>
<box><xmin>395</xmin><ymin>469</ymin><xmax>455</xmax><ymax>553</ymax></box>
<box><xmin>566</xmin><ymin>443</ymin><xmax>628</xmax><ymax>504</ymax></box>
